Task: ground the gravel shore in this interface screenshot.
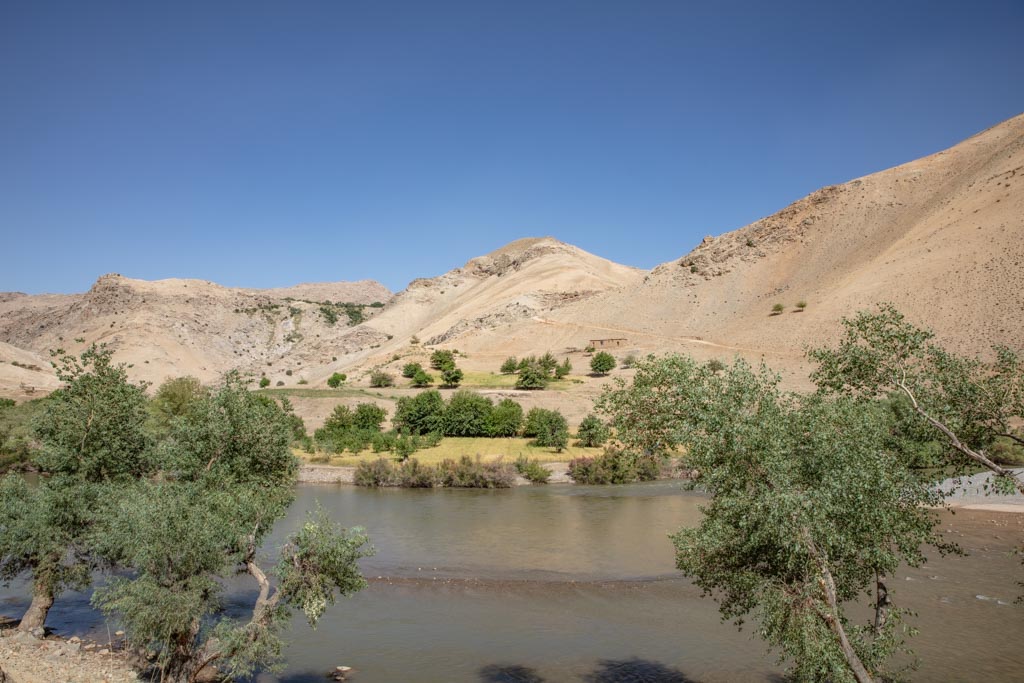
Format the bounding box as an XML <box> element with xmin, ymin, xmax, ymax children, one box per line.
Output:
<box><xmin>0</xmin><ymin>627</ymin><xmax>140</xmax><ymax>683</ymax></box>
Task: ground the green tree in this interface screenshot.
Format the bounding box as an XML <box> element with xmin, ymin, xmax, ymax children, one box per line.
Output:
<box><xmin>515</xmin><ymin>361</ymin><xmax>549</xmax><ymax>390</ymax></box>
<box><xmin>440</xmin><ymin>365</ymin><xmax>464</xmax><ymax>388</ymax></box>
<box><xmin>411</xmin><ymin>369</ymin><xmax>433</xmax><ymax>387</ymax></box>
<box><xmin>393</xmin><ymin>390</ymin><xmax>445</xmax><ymax>435</ymax></box>
<box><xmin>352</xmin><ymin>403</ymin><xmax>387</xmax><ymax>431</ymax></box>
<box><xmin>523</xmin><ymin>408</ymin><xmax>569</xmax><ymax>451</ymax></box>
<box><xmin>575</xmin><ymin>414</ymin><xmax>609</xmax><ymax>447</ymax></box>
<box><xmin>487</xmin><ymin>399</ymin><xmax>524</xmax><ymax>437</ymax></box>
<box><xmin>149</xmin><ymin>376</ymin><xmax>208</xmax><ymax>437</ymax></box>
<box><xmin>402</xmin><ymin>362</ymin><xmax>423</xmax><ymax>378</ymax></box>
<box><xmin>259</xmin><ymin>377</ymin><xmax>271</xmax><ymax>388</ymax></box>
<box><xmin>771</xmin><ymin>302</ymin><xmax>785</xmax><ymax>315</ymax></box>
<box><xmin>590</xmin><ymin>351</ymin><xmax>616</xmax><ymax>375</ymax></box>
<box><xmin>500</xmin><ymin>357</ymin><xmax>518</xmax><ymax>374</ymax></box>
<box><xmin>555</xmin><ymin>357</ymin><xmax>572</xmax><ymax>379</ymax></box>
<box><xmin>327</xmin><ymin>372</ymin><xmax>347</xmax><ymax>388</ymax></box>
<box><xmin>0</xmin><ymin>345</ymin><xmax>153</xmax><ymax>632</ymax></box>
<box><xmin>430</xmin><ymin>349</ymin><xmax>455</xmax><ymax>370</ymax></box>
<box><xmin>441</xmin><ymin>391</ymin><xmax>494</xmax><ymax>437</ymax></box>
<box><xmin>600</xmin><ymin>354</ymin><xmax>951</xmax><ymax>683</ymax></box>
<box><xmin>808</xmin><ymin>304</ymin><xmax>1024</xmax><ymax>494</ymax></box>
<box><xmin>538</xmin><ymin>352</ymin><xmax>558</xmax><ymax>375</ymax></box>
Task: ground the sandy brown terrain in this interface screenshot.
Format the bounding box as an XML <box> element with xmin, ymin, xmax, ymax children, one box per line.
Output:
<box><xmin>1</xmin><ymin>114</ymin><xmax>1021</xmax><ymax>428</ymax></box>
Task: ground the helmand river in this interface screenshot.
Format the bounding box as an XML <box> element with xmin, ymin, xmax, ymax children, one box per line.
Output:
<box><xmin>2</xmin><ymin>482</ymin><xmax>1022</xmax><ymax>682</ymax></box>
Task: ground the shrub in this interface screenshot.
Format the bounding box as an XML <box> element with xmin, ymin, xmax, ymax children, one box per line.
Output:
<box><xmin>259</xmin><ymin>377</ymin><xmax>271</xmax><ymax>388</ymax></box>
<box><xmin>745</xmin><ymin>237</ymin><xmax>755</xmax><ymax>247</ymax></box>
<box><xmin>567</xmin><ymin>447</ymin><xmax>662</xmax><ymax>484</ymax></box>
<box><xmin>554</xmin><ymin>358</ymin><xmax>572</xmax><ymax>379</ymax></box>
<box><xmin>621</xmin><ymin>354</ymin><xmax>637</xmax><ymax>369</ymax></box>
<box><xmin>584</xmin><ymin>345</ymin><xmax>596</xmax><ymax>353</ymax></box>
<box><xmin>402</xmin><ymin>362</ymin><xmax>423</xmax><ymax>378</ymax></box>
<box><xmin>576</xmin><ymin>414</ymin><xmax>609</xmax><ymax>447</ymax></box>
<box><xmin>488</xmin><ymin>399</ymin><xmax>524</xmax><ymax>437</ymax></box>
<box><xmin>706</xmin><ymin>359</ymin><xmax>726</xmax><ymax>374</ymax></box>
<box><xmin>523</xmin><ymin>408</ymin><xmax>569</xmax><ymax>451</ymax></box>
<box><xmin>442</xmin><ymin>390</ymin><xmax>494</xmax><ymax>436</ymax></box>
<box><xmin>276</xmin><ymin>380</ymin><xmax>285</xmax><ymax>386</ymax></box>
<box><xmin>327</xmin><ymin>372</ymin><xmax>347</xmax><ymax>388</ymax></box>
<box><xmin>796</xmin><ymin>300</ymin><xmax>808</xmax><ymax>311</ymax></box>
<box><xmin>590</xmin><ymin>352</ymin><xmax>616</xmax><ymax>375</ymax></box>
<box><xmin>411</xmin><ymin>369</ymin><xmax>433</xmax><ymax>387</ymax></box>
<box><xmin>410</xmin><ymin>335</ymin><xmax>420</xmax><ymax>345</ymax></box>
<box><xmin>353</xmin><ymin>403</ymin><xmax>387</xmax><ymax>431</ymax></box>
<box><xmin>989</xmin><ymin>435</ymin><xmax>1024</xmax><ymax>466</ymax></box>
<box><xmin>690</xmin><ymin>265</ymin><xmax>699</xmax><ymax>273</ymax></box>
<box><xmin>285</xmin><ymin>369</ymin><xmax>293</xmax><ymax>376</ymax></box>
<box><xmin>297</xmin><ymin>378</ymin><xmax>308</xmax><ymax>385</ymax></box>
<box><xmin>438</xmin><ymin>455</ymin><xmax>515</xmax><ymax>488</ymax></box>
<box><xmin>440</xmin><ymin>365</ymin><xmax>464</xmax><ymax>388</ymax></box>
<box><xmin>538</xmin><ymin>352</ymin><xmax>558</xmax><ymax>375</ymax></box>
<box><xmin>430</xmin><ymin>349</ymin><xmax>455</xmax><ymax>370</ymax></box>
<box><xmin>515</xmin><ymin>362</ymin><xmax>549</xmax><ymax>390</ymax></box>
<box><xmin>500</xmin><ymin>357</ymin><xmax>518</xmax><ymax>374</ymax></box>
<box><xmin>514</xmin><ymin>456</ymin><xmax>551</xmax><ymax>484</ymax></box>
<box><xmin>354</xmin><ymin>458</ymin><xmax>399</xmax><ymax>487</ymax></box>
<box><xmin>771</xmin><ymin>303</ymin><xmax>784</xmax><ymax>315</ymax></box>
<box><xmin>370</xmin><ymin>370</ymin><xmax>394</xmax><ymax>388</ymax></box>
<box><xmin>398</xmin><ymin>458</ymin><xmax>439</xmax><ymax>487</ymax></box>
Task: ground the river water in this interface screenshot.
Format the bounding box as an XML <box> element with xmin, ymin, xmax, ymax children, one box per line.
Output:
<box><xmin>2</xmin><ymin>481</ymin><xmax>1022</xmax><ymax>682</ymax></box>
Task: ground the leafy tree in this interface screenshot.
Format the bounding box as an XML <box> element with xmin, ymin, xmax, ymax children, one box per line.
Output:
<box><xmin>441</xmin><ymin>391</ymin><xmax>494</xmax><ymax>437</ymax></box>
<box><xmin>149</xmin><ymin>376</ymin><xmax>208</xmax><ymax>438</ymax></box>
<box><xmin>600</xmin><ymin>354</ymin><xmax>952</xmax><ymax>682</ymax></box>
<box><xmin>369</xmin><ymin>370</ymin><xmax>394</xmax><ymax>388</ymax></box>
<box><xmin>771</xmin><ymin>303</ymin><xmax>785</xmax><ymax>315</ymax></box>
<box><xmin>797</xmin><ymin>300</ymin><xmax>808</xmax><ymax>310</ymax></box>
<box><xmin>90</xmin><ymin>376</ymin><xmax>371</xmax><ymax>682</ymax></box>
<box><xmin>705</xmin><ymin>359</ymin><xmax>726</xmax><ymax>374</ymax></box>
<box><xmin>326</xmin><ymin>372</ymin><xmax>347</xmax><ymax>388</ymax></box>
<box><xmin>353</xmin><ymin>403</ymin><xmax>387</xmax><ymax>431</ymax></box>
<box><xmin>487</xmin><ymin>399</ymin><xmax>524</xmax><ymax>437</ymax></box>
<box><xmin>0</xmin><ymin>345</ymin><xmax>153</xmax><ymax>632</ymax></box>
<box><xmin>430</xmin><ymin>349</ymin><xmax>455</xmax><ymax>370</ymax></box>
<box><xmin>523</xmin><ymin>408</ymin><xmax>569</xmax><ymax>451</ymax></box>
<box><xmin>575</xmin><ymin>414</ymin><xmax>609</xmax><ymax>447</ymax></box>
<box><xmin>393</xmin><ymin>390</ymin><xmax>445</xmax><ymax>435</ymax></box>
<box><xmin>0</xmin><ymin>398</ymin><xmax>15</xmax><ymax>409</ymax></box>
<box><xmin>500</xmin><ymin>357</ymin><xmax>518</xmax><ymax>374</ymax></box>
<box><xmin>259</xmin><ymin>377</ymin><xmax>271</xmax><ymax>388</ymax></box>
<box><xmin>515</xmin><ymin>361</ymin><xmax>549</xmax><ymax>390</ymax></box>
<box><xmin>411</xmin><ymin>369</ymin><xmax>433</xmax><ymax>387</ymax></box>
<box><xmin>555</xmin><ymin>358</ymin><xmax>572</xmax><ymax>379</ymax></box>
<box><xmin>808</xmin><ymin>304</ymin><xmax>1024</xmax><ymax>494</ymax></box>
<box><xmin>440</xmin><ymin>365</ymin><xmax>464</xmax><ymax>388</ymax></box>
<box><xmin>402</xmin><ymin>362</ymin><xmax>423</xmax><ymax>378</ymax></box>
<box><xmin>538</xmin><ymin>352</ymin><xmax>558</xmax><ymax>376</ymax></box>
<box><xmin>590</xmin><ymin>351</ymin><xmax>616</xmax><ymax>375</ymax></box>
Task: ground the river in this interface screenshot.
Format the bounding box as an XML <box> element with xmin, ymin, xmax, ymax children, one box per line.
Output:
<box><xmin>2</xmin><ymin>481</ymin><xmax>1022</xmax><ymax>682</ymax></box>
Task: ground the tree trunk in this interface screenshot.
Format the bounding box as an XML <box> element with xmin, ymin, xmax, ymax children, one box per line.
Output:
<box><xmin>817</xmin><ymin>563</ymin><xmax>878</xmax><ymax>683</ymax></box>
<box><xmin>874</xmin><ymin>576</ymin><xmax>892</xmax><ymax>636</ymax></box>
<box><xmin>17</xmin><ymin>585</ymin><xmax>54</xmax><ymax>633</ymax></box>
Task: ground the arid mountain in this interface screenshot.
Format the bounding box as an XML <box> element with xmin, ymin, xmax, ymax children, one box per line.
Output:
<box><xmin>1</xmin><ymin>113</ymin><xmax>1021</xmax><ymax>401</ymax></box>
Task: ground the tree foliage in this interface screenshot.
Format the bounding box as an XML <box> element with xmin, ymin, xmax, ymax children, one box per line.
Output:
<box><xmin>590</xmin><ymin>351</ymin><xmax>616</xmax><ymax>375</ymax></box>
<box><xmin>575</xmin><ymin>414</ymin><xmax>609</xmax><ymax>447</ymax></box>
<box><xmin>523</xmin><ymin>408</ymin><xmax>569</xmax><ymax>451</ymax></box>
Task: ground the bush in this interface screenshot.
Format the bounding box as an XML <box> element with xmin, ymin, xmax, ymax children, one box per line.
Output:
<box><xmin>327</xmin><ymin>372</ymin><xmax>347</xmax><ymax>388</ymax></box>
<box><xmin>576</xmin><ymin>414</ymin><xmax>609</xmax><ymax>447</ymax></box>
<box><xmin>285</xmin><ymin>369</ymin><xmax>293</xmax><ymax>376</ymax></box>
<box><xmin>555</xmin><ymin>358</ymin><xmax>572</xmax><ymax>379</ymax></box>
<box><xmin>397</xmin><ymin>458</ymin><xmax>439</xmax><ymax>487</ymax></box>
<box><xmin>259</xmin><ymin>377</ymin><xmax>270</xmax><ymax>388</ymax></box>
<box><xmin>314</xmin><ymin>403</ymin><xmax>386</xmax><ymax>453</ymax></box>
<box><xmin>370</xmin><ymin>370</ymin><xmax>394</xmax><ymax>388</ymax></box>
<box><xmin>440</xmin><ymin>365</ymin><xmax>464</xmax><ymax>388</ymax></box>
<box><xmin>297</xmin><ymin>378</ymin><xmax>308</xmax><ymax>385</ymax></box>
<box><xmin>771</xmin><ymin>303</ymin><xmax>784</xmax><ymax>315</ymax></box>
<box><xmin>621</xmin><ymin>354</ymin><xmax>637</xmax><ymax>370</ymax></box>
<box><xmin>796</xmin><ymin>300</ymin><xmax>808</xmax><ymax>311</ymax></box>
<box><xmin>523</xmin><ymin>408</ymin><xmax>569</xmax><ymax>451</ymax></box>
<box><xmin>442</xmin><ymin>390</ymin><xmax>494</xmax><ymax>436</ymax></box>
<box><xmin>411</xmin><ymin>369</ymin><xmax>433</xmax><ymax>387</ymax></box>
<box><xmin>430</xmin><ymin>349</ymin><xmax>455</xmax><ymax>370</ymax></box>
<box><xmin>438</xmin><ymin>455</ymin><xmax>515</xmax><ymax>488</ymax></box>
<box><xmin>402</xmin><ymin>362</ymin><xmax>423</xmax><ymax>378</ymax></box>
<box><xmin>353</xmin><ymin>455</ymin><xmax>513</xmax><ymax>488</ymax></box>
<box><xmin>515</xmin><ymin>362</ymin><xmax>549</xmax><ymax>390</ymax></box>
<box><xmin>706</xmin><ymin>359</ymin><xmax>726</xmax><ymax>374</ymax></box>
<box><xmin>590</xmin><ymin>352</ymin><xmax>616</xmax><ymax>375</ymax></box>
<box><xmin>276</xmin><ymin>380</ymin><xmax>285</xmax><ymax>386</ymax></box>
<box><xmin>500</xmin><ymin>357</ymin><xmax>518</xmax><ymax>374</ymax></box>
<box><xmin>514</xmin><ymin>456</ymin><xmax>551</xmax><ymax>484</ymax></box>
<box><xmin>567</xmin><ymin>447</ymin><xmax>662</xmax><ymax>484</ymax></box>
<box><xmin>488</xmin><ymin>399</ymin><xmax>524</xmax><ymax>437</ymax></box>
<box><xmin>393</xmin><ymin>390</ymin><xmax>445</xmax><ymax>435</ymax></box>
<box><xmin>354</xmin><ymin>458</ymin><xmax>399</xmax><ymax>487</ymax></box>
<box><xmin>584</xmin><ymin>345</ymin><xmax>596</xmax><ymax>353</ymax></box>
<box><xmin>690</xmin><ymin>265</ymin><xmax>698</xmax><ymax>273</ymax></box>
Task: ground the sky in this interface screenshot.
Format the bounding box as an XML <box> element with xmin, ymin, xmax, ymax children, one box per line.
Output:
<box><xmin>1</xmin><ymin>1</ymin><xmax>1022</xmax><ymax>294</ymax></box>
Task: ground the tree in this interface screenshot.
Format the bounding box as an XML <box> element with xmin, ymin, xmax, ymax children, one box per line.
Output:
<box><xmin>590</xmin><ymin>351</ymin><xmax>616</xmax><ymax>375</ymax></box>
<box><xmin>538</xmin><ymin>352</ymin><xmax>558</xmax><ymax>376</ymax></box>
<box><xmin>441</xmin><ymin>391</ymin><xmax>493</xmax><ymax>437</ymax></box>
<box><xmin>352</xmin><ymin>403</ymin><xmax>387</xmax><ymax>431</ymax></box>
<box><xmin>150</xmin><ymin>376</ymin><xmax>208</xmax><ymax>437</ymax></box>
<box><xmin>402</xmin><ymin>362</ymin><xmax>423</xmax><ymax>378</ymax></box>
<box><xmin>430</xmin><ymin>349</ymin><xmax>455</xmax><ymax>370</ymax></box>
<box><xmin>393</xmin><ymin>390</ymin><xmax>445</xmax><ymax>435</ymax></box>
<box><xmin>440</xmin><ymin>365</ymin><xmax>464</xmax><ymax>388</ymax></box>
<box><xmin>523</xmin><ymin>408</ymin><xmax>569</xmax><ymax>452</ymax></box>
<box><xmin>575</xmin><ymin>414</ymin><xmax>609</xmax><ymax>447</ymax></box>
<box><xmin>515</xmin><ymin>361</ymin><xmax>549</xmax><ymax>390</ymax></box>
<box><xmin>487</xmin><ymin>399</ymin><xmax>524</xmax><ymax>437</ymax></box>
<box><xmin>555</xmin><ymin>357</ymin><xmax>572</xmax><ymax>379</ymax></box>
<box><xmin>808</xmin><ymin>304</ymin><xmax>1024</xmax><ymax>495</ymax></box>
<box><xmin>90</xmin><ymin>376</ymin><xmax>371</xmax><ymax>682</ymax></box>
<box><xmin>259</xmin><ymin>377</ymin><xmax>271</xmax><ymax>388</ymax></box>
<box><xmin>411</xmin><ymin>369</ymin><xmax>433</xmax><ymax>388</ymax></box>
<box><xmin>600</xmin><ymin>354</ymin><xmax>951</xmax><ymax>683</ymax></box>
<box><xmin>327</xmin><ymin>372</ymin><xmax>347</xmax><ymax>388</ymax></box>
<box><xmin>771</xmin><ymin>303</ymin><xmax>785</xmax><ymax>315</ymax></box>
<box><xmin>369</xmin><ymin>370</ymin><xmax>394</xmax><ymax>388</ymax></box>
<box><xmin>500</xmin><ymin>357</ymin><xmax>518</xmax><ymax>374</ymax></box>
<box><xmin>0</xmin><ymin>345</ymin><xmax>154</xmax><ymax>632</ymax></box>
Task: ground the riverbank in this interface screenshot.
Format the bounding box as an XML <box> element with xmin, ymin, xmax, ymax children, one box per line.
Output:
<box><xmin>0</xmin><ymin>626</ymin><xmax>140</xmax><ymax>683</ymax></box>
<box><xmin>298</xmin><ymin>461</ymin><xmax>574</xmax><ymax>485</ymax></box>
<box><xmin>939</xmin><ymin>469</ymin><xmax>1024</xmax><ymax>513</ymax></box>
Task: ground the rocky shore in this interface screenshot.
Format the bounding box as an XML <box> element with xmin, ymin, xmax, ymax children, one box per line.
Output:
<box><xmin>0</xmin><ymin>627</ymin><xmax>140</xmax><ymax>683</ymax></box>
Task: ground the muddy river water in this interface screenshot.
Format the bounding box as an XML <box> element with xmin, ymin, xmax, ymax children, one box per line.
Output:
<box><xmin>2</xmin><ymin>481</ymin><xmax>1022</xmax><ymax>682</ymax></box>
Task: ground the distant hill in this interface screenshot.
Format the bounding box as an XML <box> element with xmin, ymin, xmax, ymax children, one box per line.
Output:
<box><xmin>1</xmin><ymin>113</ymin><xmax>1021</xmax><ymax>398</ymax></box>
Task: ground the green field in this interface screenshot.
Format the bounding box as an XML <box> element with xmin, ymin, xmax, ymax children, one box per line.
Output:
<box><xmin>299</xmin><ymin>436</ymin><xmax>604</xmax><ymax>467</ymax></box>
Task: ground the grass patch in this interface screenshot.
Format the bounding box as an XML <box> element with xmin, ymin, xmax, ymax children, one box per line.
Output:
<box><xmin>257</xmin><ymin>387</ymin><xmax>392</xmax><ymax>401</ymax></box>
<box><xmin>298</xmin><ymin>436</ymin><xmax>604</xmax><ymax>467</ymax></box>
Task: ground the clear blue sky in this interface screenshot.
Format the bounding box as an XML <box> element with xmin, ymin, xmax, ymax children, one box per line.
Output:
<box><xmin>2</xmin><ymin>1</ymin><xmax>1022</xmax><ymax>294</ymax></box>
